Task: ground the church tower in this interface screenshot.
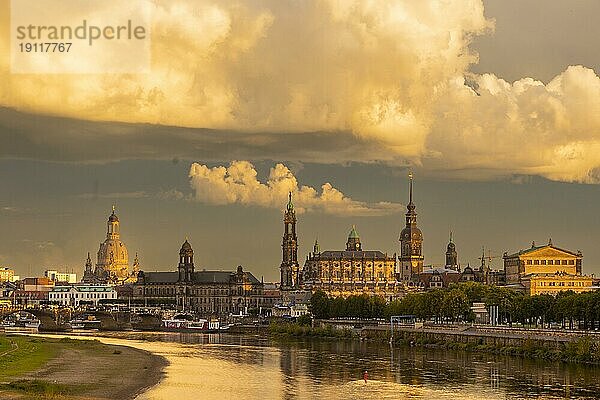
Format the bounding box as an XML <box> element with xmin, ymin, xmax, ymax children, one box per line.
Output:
<box><xmin>346</xmin><ymin>225</ymin><xmax>362</xmax><ymax>251</ymax></box>
<box><xmin>280</xmin><ymin>192</ymin><xmax>300</xmax><ymax>289</ymax></box>
<box><xmin>445</xmin><ymin>232</ymin><xmax>458</xmax><ymax>270</ymax></box>
<box><xmin>178</xmin><ymin>239</ymin><xmax>194</xmax><ymax>282</ymax></box>
<box><xmin>95</xmin><ymin>206</ymin><xmax>129</xmax><ymax>283</ymax></box>
<box><xmin>82</xmin><ymin>252</ymin><xmax>95</xmax><ymax>283</ymax></box>
<box><xmin>399</xmin><ymin>173</ymin><xmax>424</xmax><ymax>282</ymax></box>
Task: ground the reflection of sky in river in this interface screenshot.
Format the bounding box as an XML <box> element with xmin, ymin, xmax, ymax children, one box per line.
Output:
<box><xmin>37</xmin><ymin>332</ymin><xmax>600</xmax><ymax>399</ymax></box>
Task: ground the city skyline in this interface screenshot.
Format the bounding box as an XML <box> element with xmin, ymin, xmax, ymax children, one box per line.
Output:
<box><xmin>2</xmin><ymin>0</ymin><xmax>600</xmax><ymax>279</ymax></box>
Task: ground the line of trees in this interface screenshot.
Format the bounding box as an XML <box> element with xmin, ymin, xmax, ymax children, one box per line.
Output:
<box><xmin>310</xmin><ymin>282</ymin><xmax>600</xmax><ymax>330</ymax></box>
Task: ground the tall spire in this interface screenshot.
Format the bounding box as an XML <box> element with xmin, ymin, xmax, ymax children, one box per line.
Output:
<box><xmin>287</xmin><ymin>191</ymin><xmax>294</xmax><ymax>211</ymax></box>
<box><xmin>281</xmin><ymin>193</ymin><xmax>299</xmax><ymax>289</ymax></box>
<box><xmin>449</xmin><ymin>230</ymin><xmax>453</xmax><ymax>243</ymax></box>
<box><xmin>408</xmin><ymin>172</ymin><xmax>414</xmax><ymax>205</ymax></box>
<box><xmin>405</xmin><ymin>172</ymin><xmax>417</xmax><ymax>219</ymax></box>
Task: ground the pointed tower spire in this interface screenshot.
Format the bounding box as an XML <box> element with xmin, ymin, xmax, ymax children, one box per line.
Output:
<box><xmin>449</xmin><ymin>230</ymin><xmax>453</xmax><ymax>243</ymax></box>
<box><xmin>287</xmin><ymin>191</ymin><xmax>294</xmax><ymax>211</ymax></box>
<box><xmin>313</xmin><ymin>237</ymin><xmax>320</xmax><ymax>254</ymax></box>
<box><xmin>346</xmin><ymin>225</ymin><xmax>361</xmax><ymax>251</ymax></box>
<box><xmin>408</xmin><ymin>171</ymin><xmax>414</xmax><ymax>205</ymax></box>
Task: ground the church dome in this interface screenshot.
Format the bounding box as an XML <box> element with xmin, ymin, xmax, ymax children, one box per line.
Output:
<box><xmin>447</xmin><ymin>241</ymin><xmax>456</xmax><ymax>251</ymax></box>
<box><xmin>180</xmin><ymin>239</ymin><xmax>193</xmax><ymax>255</ymax></box>
<box><xmin>400</xmin><ymin>226</ymin><xmax>422</xmax><ymax>241</ymax></box>
<box><xmin>108</xmin><ymin>206</ymin><xmax>119</xmax><ymax>222</ymax></box>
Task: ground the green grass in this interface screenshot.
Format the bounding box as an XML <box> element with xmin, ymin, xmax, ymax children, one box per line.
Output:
<box><xmin>0</xmin><ymin>335</ymin><xmax>56</xmax><ymax>379</ymax></box>
<box><xmin>0</xmin><ymin>379</ymin><xmax>74</xmax><ymax>398</ymax></box>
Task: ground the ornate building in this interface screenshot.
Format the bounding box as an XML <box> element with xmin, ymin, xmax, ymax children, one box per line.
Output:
<box><xmin>503</xmin><ymin>240</ymin><xmax>591</xmax><ymax>295</ymax></box>
<box><xmin>82</xmin><ymin>207</ymin><xmax>137</xmax><ymax>284</ymax></box>
<box><xmin>302</xmin><ymin>226</ymin><xmax>401</xmax><ymax>300</ymax></box>
<box><xmin>133</xmin><ymin>240</ymin><xmax>265</xmax><ymax>315</ymax></box>
<box><xmin>280</xmin><ymin>193</ymin><xmax>300</xmax><ymax>289</ymax></box>
<box><xmin>399</xmin><ymin>173</ymin><xmax>424</xmax><ymax>283</ymax></box>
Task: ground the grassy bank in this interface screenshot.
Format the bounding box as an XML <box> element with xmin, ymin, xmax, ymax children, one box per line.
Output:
<box><xmin>268</xmin><ymin>322</ymin><xmax>600</xmax><ymax>364</ymax></box>
<box><xmin>269</xmin><ymin>322</ymin><xmax>354</xmax><ymax>339</ymax></box>
<box><xmin>0</xmin><ymin>334</ymin><xmax>167</xmax><ymax>399</ymax></box>
<box><xmin>395</xmin><ymin>335</ymin><xmax>600</xmax><ymax>364</ymax></box>
<box><xmin>0</xmin><ymin>335</ymin><xmax>58</xmax><ymax>380</ymax></box>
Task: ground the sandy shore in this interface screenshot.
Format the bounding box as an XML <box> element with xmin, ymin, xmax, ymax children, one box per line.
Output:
<box><xmin>0</xmin><ymin>335</ymin><xmax>168</xmax><ymax>399</ymax></box>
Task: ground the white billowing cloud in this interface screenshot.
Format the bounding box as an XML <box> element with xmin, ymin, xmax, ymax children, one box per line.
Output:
<box><xmin>4</xmin><ymin>1</ymin><xmax>600</xmax><ymax>182</ymax></box>
<box><xmin>188</xmin><ymin>161</ymin><xmax>403</xmax><ymax>215</ymax></box>
<box><xmin>427</xmin><ymin>66</ymin><xmax>600</xmax><ymax>183</ymax></box>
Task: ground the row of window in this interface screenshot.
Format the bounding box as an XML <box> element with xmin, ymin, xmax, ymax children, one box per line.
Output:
<box><xmin>526</xmin><ymin>259</ymin><xmax>575</xmax><ymax>266</ymax></box>
<box><xmin>318</xmin><ymin>272</ymin><xmax>392</xmax><ymax>280</ymax></box>
<box><xmin>50</xmin><ymin>292</ymin><xmax>113</xmax><ymax>299</ymax></box>
<box><xmin>537</xmin><ymin>281</ymin><xmax>588</xmax><ymax>287</ymax></box>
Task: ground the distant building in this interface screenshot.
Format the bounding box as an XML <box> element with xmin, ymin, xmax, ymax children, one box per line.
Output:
<box><xmin>0</xmin><ymin>268</ymin><xmax>15</xmax><ymax>282</ymax></box>
<box><xmin>504</xmin><ymin>240</ymin><xmax>582</xmax><ymax>284</ymax></box>
<box><xmin>133</xmin><ymin>240</ymin><xmax>266</xmax><ymax>316</ymax></box>
<box><xmin>82</xmin><ymin>207</ymin><xmax>138</xmax><ymax>284</ymax></box>
<box><xmin>22</xmin><ymin>277</ymin><xmax>54</xmax><ymax>292</ymax></box>
<box><xmin>44</xmin><ymin>270</ymin><xmax>77</xmax><ymax>284</ymax></box>
<box><xmin>272</xmin><ymin>302</ymin><xmax>309</xmax><ymax>318</ymax></box>
<box><xmin>503</xmin><ymin>240</ymin><xmax>592</xmax><ymax>295</ymax></box>
<box><xmin>399</xmin><ymin>173</ymin><xmax>424</xmax><ymax>283</ymax></box>
<box><xmin>302</xmin><ymin>226</ymin><xmax>401</xmax><ymax>300</ymax></box>
<box><xmin>418</xmin><ymin>266</ymin><xmax>461</xmax><ymax>289</ymax></box>
<box><xmin>49</xmin><ymin>284</ymin><xmax>117</xmax><ymax>306</ymax></box>
<box><xmin>522</xmin><ymin>272</ymin><xmax>594</xmax><ymax>296</ymax></box>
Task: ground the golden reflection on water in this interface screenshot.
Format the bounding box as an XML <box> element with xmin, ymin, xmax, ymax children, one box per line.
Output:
<box><xmin>127</xmin><ymin>340</ymin><xmax>501</xmax><ymax>400</ymax></box>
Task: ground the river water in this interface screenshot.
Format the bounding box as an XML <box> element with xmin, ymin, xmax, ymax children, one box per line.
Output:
<box><xmin>63</xmin><ymin>332</ymin><xmax>600</xmax><ymax>399</ymax></box>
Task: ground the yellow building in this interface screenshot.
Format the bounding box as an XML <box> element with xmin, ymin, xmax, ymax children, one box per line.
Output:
<box><xmin>503</xmin><ymin>241</ymin><xmax>594</xmax><ymax>296</ymax></box>
<box><xmin>522</xmin><ymin>272</ymin><xmax>594</xmax><ymax>296</ymax></box>
<box><xmin>503</xmin><ymin>240</ymin><xmax>582</xmax><ymax>284</ymax></box>
<box><xmin>302</xmin><ymin>226</ymin><xmax>402</xmax><ymax>301</ymax></box>
<box><xmin>83</xmin><ymin>207</ymin><xmax>137</xmax><ymax>284</ymax></box>
<box><xmin>0</xmin><ymin>267</ymin><xmax>15</xmax><ymax>282</ymax></box>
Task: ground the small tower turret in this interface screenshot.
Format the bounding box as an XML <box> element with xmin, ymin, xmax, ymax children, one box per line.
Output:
<box><xmin>346</xmin><ymin>225</ymin><xmax>362</xmax><ymax>251</ymax></box>
<box><xmin>178</xmin><ymin>239</ymin><xmax>194</xmax><ymax>282</ymax></box>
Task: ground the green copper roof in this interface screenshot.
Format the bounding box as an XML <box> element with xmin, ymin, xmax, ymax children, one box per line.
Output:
<box><xmin>348</xmin><ymin>225</ymin><xmax>360</xmax><ymax>239</ymax></box>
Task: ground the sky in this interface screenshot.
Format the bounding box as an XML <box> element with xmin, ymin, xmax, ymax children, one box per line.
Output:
<box><xmin>1</xmin><ymin>0</ymin><xmax>600</xmax><ymax>280</ymax></box>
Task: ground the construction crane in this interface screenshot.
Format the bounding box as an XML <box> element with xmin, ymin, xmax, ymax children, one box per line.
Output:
<box><xmin>477</xmin><ymin>247</ymin><xmax>502</xmax><ymax>271</ymax></box>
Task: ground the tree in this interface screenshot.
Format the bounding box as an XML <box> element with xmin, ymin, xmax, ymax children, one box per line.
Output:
<box><xmin>309</xmin><ymin>291</ymin><xmax>330</xmax><ymax>319</ymax></box>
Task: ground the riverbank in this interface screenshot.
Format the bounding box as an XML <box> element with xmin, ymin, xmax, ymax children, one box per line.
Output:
<box><xmin>268</xmin><ymin>321</ymin><xmax>600</xmax><ymax>364</ymax></box>
<box><xmin>0</xmin><ymin>334</ymin><xmax>167</xmax><ymax>399</ymax></box>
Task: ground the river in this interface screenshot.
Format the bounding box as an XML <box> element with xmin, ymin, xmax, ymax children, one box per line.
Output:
<box><xmin>60</xmin><ymin>332</ymin><xmax>600</xmax><ymax>399</ymax></box>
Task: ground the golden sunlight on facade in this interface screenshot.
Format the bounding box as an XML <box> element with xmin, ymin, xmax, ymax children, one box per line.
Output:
<box><xmin>503</xmin><ymin>240</ymin><xmax>594</xmax><ymax>296</ymax></box>
<box><xmin>302</xmin><ymin>226</ymin><xmax>401</xmax><ymax>301</ymax></box>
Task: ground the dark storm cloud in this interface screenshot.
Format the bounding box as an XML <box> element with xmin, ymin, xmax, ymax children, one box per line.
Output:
<box><xmin>0</xmin><ymin>107</ymin><xmax>397</xmax><ymax>165</ymax></box>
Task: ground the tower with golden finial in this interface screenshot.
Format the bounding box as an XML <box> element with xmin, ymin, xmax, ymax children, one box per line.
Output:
<box><xmin>399</xmin><ymin>172</ymin><xmax>424</xmax><ymax>282</ymax></box>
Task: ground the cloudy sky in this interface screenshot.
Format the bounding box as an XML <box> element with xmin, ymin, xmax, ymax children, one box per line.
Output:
<box><xmin>1</xmin><ymin>0</ymin><xmax>600</xmax><ymax>280</ymax></box>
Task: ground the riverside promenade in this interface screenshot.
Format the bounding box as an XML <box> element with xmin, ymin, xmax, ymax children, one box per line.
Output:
<box><xmin>316</xmin><ymin>319</ymin><xmax>600</xmax><ymax>346</ymax></box>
